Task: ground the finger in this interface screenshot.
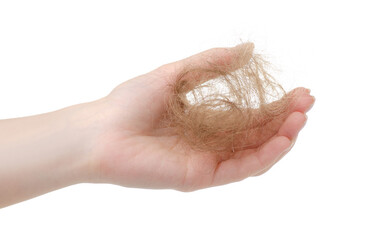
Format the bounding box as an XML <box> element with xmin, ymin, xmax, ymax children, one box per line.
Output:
<box><xmin>238</xmin><ymin>88</ymin><xmax>315</xmax><ymax>149</ymax></box>
<box><xmin>212</xmin><ymin>136</ymin><xmax>291</xmax><ymax>186</ymax></box>
<box><xmin>286</xmin><ymin>88</ymin><xmax>315</xmax><ymax>114</ymax></box>
<box><xmin>253</xmin><ymin>141</ymin><xmax>294</xmax><ymax>176</ymax></box>
<box><xmin>249</xmin><ymin>87</ymin><xmax>314</xmax><ymax>121</ymax></box>
<box><xmin>211</xmin><ymin>111</ymin><xmax>307</xmax><ymax>186</ymax></box>
<box><xmin>277</xmin><ymin>111</ymin><xmax>307</xmax><ymax>140</ymax></box>
<box><xmin>240</xmin><ymin>112</ymin><xmax>307</xmax><ymax>176</ymax></box>
<box><xmin>253</xmin><ymin>112</ymin><xmax>308</xmax><ymax>176</ymax></box>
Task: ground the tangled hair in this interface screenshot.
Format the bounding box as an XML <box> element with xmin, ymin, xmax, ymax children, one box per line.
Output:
<box><xmin>164</xmin><ymin>43</ymin><xmax>290</xmax><ymax>153</ymax></box>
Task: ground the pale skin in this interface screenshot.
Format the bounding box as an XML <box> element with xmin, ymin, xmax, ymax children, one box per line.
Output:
<box><xmin>0</xmin><ymin>44</ymin><xmax>315</xmax><ymax>208</ymax></box>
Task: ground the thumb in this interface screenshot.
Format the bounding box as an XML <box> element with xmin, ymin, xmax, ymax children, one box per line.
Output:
<box><xmin>154</xmin><ymin>42</ymin><xmax>255</xmax><ymax>85</ymax></box>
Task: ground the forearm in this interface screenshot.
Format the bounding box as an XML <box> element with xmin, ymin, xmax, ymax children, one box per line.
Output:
<box><xmin>0</xmin><ymin>102</ymin><xmax>100</xmax><ymax>208</ymax></box>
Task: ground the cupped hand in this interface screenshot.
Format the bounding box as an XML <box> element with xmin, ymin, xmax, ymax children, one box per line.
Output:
<box><xmin>88</xmin><ymin>44</ymin><xmax>315</xmax><ymax>191</ymax></box>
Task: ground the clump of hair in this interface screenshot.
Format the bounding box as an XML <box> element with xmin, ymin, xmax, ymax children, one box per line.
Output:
<box><xmin>164</xmin><ymin>43</ymin><xmax>290</xmax><ymax>153</ymax></box>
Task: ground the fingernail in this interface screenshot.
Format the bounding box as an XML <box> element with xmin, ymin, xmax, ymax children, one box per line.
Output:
<box><xmin>306</xmin><ymin>96</ymin><xmax>315</xmax><ymax>112</ymax></box>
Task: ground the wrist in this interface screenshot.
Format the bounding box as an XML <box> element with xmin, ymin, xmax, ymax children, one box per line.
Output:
<box><xmin>0</xmin><ymin>100</ymin><xmax>108</xmax><ymax>207</ymax></box>
<box><xmin>57</xmin><ymin>99</ymin><xmax>109</xmax><ymax>184</ymax></box>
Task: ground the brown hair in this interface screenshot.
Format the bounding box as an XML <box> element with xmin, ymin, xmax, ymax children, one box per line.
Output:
<box><xmin>164</xmin><ymin>43</ymin><xmax>290</xmax><ymax>153</ymax></box>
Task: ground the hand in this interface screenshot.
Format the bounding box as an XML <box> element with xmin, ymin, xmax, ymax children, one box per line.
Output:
<box><xmin>87</xmin><ymin>44</ymin><xmax>315</xmax><ymax>191</ymax></box>
<box><xmin>0</xmin><ymin>44</ymin><xmax>315</xmax><ymax>207</ymax></box>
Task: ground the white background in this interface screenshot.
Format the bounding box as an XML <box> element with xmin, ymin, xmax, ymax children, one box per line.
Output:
<box><xmin>0</xmin><ymin>0</ymin><xmax>372</xmax><ymax>239</ymax></box>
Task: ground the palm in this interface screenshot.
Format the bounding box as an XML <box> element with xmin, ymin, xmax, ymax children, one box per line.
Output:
<box><xmin>94</xmin><ymin>45</ymin><xmax>315</xmax><ymax>191</ymax></box>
